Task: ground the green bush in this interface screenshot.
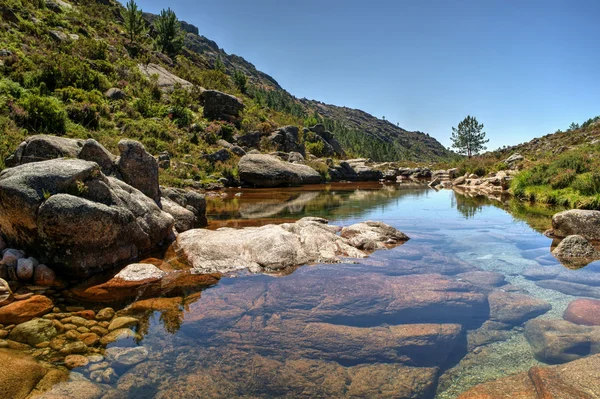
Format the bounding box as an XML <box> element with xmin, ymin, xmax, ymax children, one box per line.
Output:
<box><xmin>572</xmin><ymin>172</ymin><xmax>600</xmax><ymax>195</ymax></box>
<box><xmin>0</xmin><ymin>78</ymin><xmax>24</xmax><ymax>99</ymax></box>
<box><xmin>550</xmin><ymin>169</ymin><xmax>577</xmax><ymax>189</ymax></box>
<box><xmin>13</xmin><ymin>94</ymin><xmax>67</xmax><ymax>134</ymax></box>
<box><xmin>306</xmin><ymin>140</ymin><xmax>325</xmax><ymax>157</ymax></box>
<box><xmin>66</xmin><ymin>102</ymin><xmax>100</xmax><ymax>130</ymax></box>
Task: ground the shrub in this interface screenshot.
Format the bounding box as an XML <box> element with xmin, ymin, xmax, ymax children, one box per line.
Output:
<box><xmin>233</xmin><ymin>70</ymin><xmax>247</xmax><ymax>94</ymax></box>
<box><xmin>13</xmin><ymin>94</ymin><xmax>67</xmax><ymax>134</ymax></box>
<box><xmin>66</xmin><ymin>102</ymin><xmax>101</xmax><ymax>130</ymax></box>
<box><xmin>0</xmin><ymin>78</ymin><xmax>24</xmax><ymax>99</ymax></box>
<box><xmin>306</xmin><ymin>140</ymin><xmax>325</xmax><ymax>157</ymax></box>
<box><xmin>550</xmin><ymin>169</ymin><xmax>577</xmax><ymax>189</ymax></box>
<box><xmin>573</xmin><ymin>172</ymin><xmax>600</xmax><ymax>196</ymax></box>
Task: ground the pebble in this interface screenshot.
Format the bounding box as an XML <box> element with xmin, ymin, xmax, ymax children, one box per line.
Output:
<box><xmin>64</xmin><ymin>354</ymin><xmax>89</xmax><ymax>369</ymax></box>
<box><xmin>90</xmin><ymin>326</ymin><xmax>108</xmax><ymax>336</ymax></box>
<box><xmin>59</xmin><ymin>341</ymin><xmax>87</xmax><ymax>355</ymax></box>
<box><xmin>16</xmin><ymin>258</ymin><xmax>34</xmax><ymax>280</ymax></box>
<box><xmin>79</xmin><ymin>333</ymin><xmax>99</xmax><ymax>346</ymax></box>
<box><xmin>2</xmin><ymin>249</ymin><xmax>24</xmax><ymax>268</ymax></box>
<box><xmin>87</xmin><ymin>354</ymin><xmax>104</xmax><ymax>363</ymax></box>
<box><xmin>62</xmin><ymin>316</ymin><xmax>88</xmax><ymax>327</ymax></box>
<box><xmin>33</xmin><ymin>265</ymin><xmax>56</xmax><ymax>286</ymax></box>
<box><xmin>99</xmin><ymin>328</ymin><xmax>139</xmax><ymax>346</ymax></box>
<box><xmin>95</xmin><ymin>308</ymin><xmax>115</xmax><ymax>321</ymax></box>
<box><xmin>66</xmin><ymin>306</ymin><xmax>85</xmax><ymax>312</ymax></box>
<box><xmin>0</xmin><ymin>330</ymin><xmax>8</xmax><ymax>339</ymax></box>
<box><xmin>63</xmin><ymin>324</ymin><xmax>77</xmax><ymax>331</ymax></box>
<box><xmin>65</xmin><ymin>330</ymin><xmax>80</xmax><ymax>340</ymax></box>
<box><xmin>89</xmin><ymin>361</ymin><xmax>109</xmax><ymax>372</ymax></box>
<box><xmin>76</xmin><ymin>326</ymin><xmax>90</xmax><ymax>334</ymax></box>
<box><xmin>108</xmin><ymin>316</ymin><xmax>138</xmax><ymax>332</ymax></box>
<box><xmin>72</xmin><ymin>310</ymin><xmax>95</xmax><ymax>320</ymax></box>
<box><xmin>35</xmin><ymin>341</ymin><xmax>50</xmax><ymax>349</ymax></box>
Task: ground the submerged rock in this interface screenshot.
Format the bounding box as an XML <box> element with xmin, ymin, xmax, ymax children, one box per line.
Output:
<box><xmin>488</xmin><ymin>290</ymin><xmax>551</xmax><ymax>325</ymax></box>
<box><xmin>0</xmin><ymin>159</ymin><xmax>174</xmax><ymax>277</ymax></box>
<box><xmin>524</xmin><ymin>319</ymin><xmax>600</xmax><ymax>364</ymax></box>
<box><xmin>551</xmin><ymin>234</ymin><xmax>600</xmax><ymax>268</ymax></box>
<box><xmin>238</xmin><ymin>154</ymin><xmax>322</xmax><ymax>187</ymax></box>
<box><xmin>8</xmin><ymin>319</ymin><xmax>57</xmax><ymax>346</ymax></box>
<box><xmin>564</xmin><ymin>298</ymin><xmax>600</xmax><ymax>326</ymax></box>
<box><xmin>175</xmin><ymin>218</ymin><xmax>407</xmax><ymax>274</ymax></box>
<box><xmin>0</xmin><ymin>348</ymin><xmax>53</xmax><ymax>399</ymax></box>
<box><xmin>0</xmin><ymin>295</ymin><xmax>53</xmax><ymax>325</ymax></box>
<box><xmin>457</xmin><ymin>353</ymin><xmax>600</xmax><ymax>398</ymax></box>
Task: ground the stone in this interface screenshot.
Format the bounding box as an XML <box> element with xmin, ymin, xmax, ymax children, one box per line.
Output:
<box><xmin>339</xmin><ymin>221</ymin><xmax>409</xmax><ymax>250</ymax></box>
<box><xmin>235</xmin><ymin>132</ymin><xmax>262</xmax><ymax>149</ymax></box>
<box><xmin>288</xmin><ymin>151</ymin><xmax>305</xmax><ymax>164</ymax></box>
<box><xmin>0</xmin><ymin>348</ymin><xmax>49</xmax><ymax>399</ymax></box>
<box><xmin>4</xmin><ymin>135</ymin><xmax>82</xmax><ymax>167</ymax></box>
<box><xmin>524</xmin><ymin>319</ymin><xmax>600</xmax><ymax>364</ymax></box>
<box><xmin>33</xmin><ymin>265</ymin><xmax>56</xmax><ymax>286</ymax></box>
<box><xmin>104</xmin><ymin>88</ymin><xmax>126</xmax><ymax>100</ymax></box>
<box><xmin>268</xmin><ymin>126</ymin><xmax>305</xmax><ymax>156</ymax></box>
<box><xmin>552</xmin><ymin>209</ymin><xmax>600</xmax><ymax>240</ymax></box>
<box><xmin>200</xmin><ymin>90</ymin><xmax>244</xmax><ymax>121</ymax></box>
<box><xmin>564</xmin><ymin>298</ymin><xmax>600</xmax><ymax>326</ymax></box>
<box><xmin>0</xmin><ymin>295</ymin><xmax>53</xmax><ymax>325</ymax></box>
<box><xmin>117</xmin><ymin>139</ymin><xmax>160</xmax><ymax>203</ymax></box>
<box><xmin>552</xmin><ymin>234</ymin><xmax>600</xmax><ymax>268</ymax></box>
<box><xmin>114</xmin><ymin>263</ymin><xmax>165</xmax><ymax>282</ymax></box>
<box><xmin>161</xmin><ymin>187</ymin><xmax>207</xmax><ymax>228</ymax></box>
<box><xmin>238</xmin><ymin>154</ymin><xmax>322</xmax><ymax>187</ymax></box>
<box><xmin>0</xmin><ymin>159</ymin><xmax>174</xmax><ymax>277</ymax></box>
<box><xmin>108</xmin><ymin>316</ymin><xmax>139</xmax><ymax>332</ymax></box>
<box><xmin>458</xmin><ymin>353</ymin><xmax>600</xmax><ymax>398</ymax></box>
<box><xmin>16</xmin><ymin>258</ymin><xmax>34</xmax><ymax>281</ymax></box>
<box><xmin>161</xmin><ymin>197</ymin><xmax>196</xmax><ymax>232</ymax></box>
<box><xmin>504</xmin><ymin>153</ymin><xmax>524</xmax><ymax>165</ymax></box>
<box><xmin>0</xmin><ymin>278</ymin><xmax>12</xmax><ymax>304</ymax></box>
<box><xmin>95</xmin><ymin>308</ymin><xmax>115</xmax><ymax>321</ymax></box>
<box><xmin>8</xmin><ymin>319</ymin><xmax>57</xmax><ymax>346</ymax></box>
<box><xmin>64</xmin><ymin>354</ymin><xmax>89</xmax><ymax>369</ymax></box>
<box><xmin>158</xmin><ymin>151</ymin><xmax>170</xmax><ymax>169</ymax></box>
<box><xmin>78</xmin><ymin>139</ymin><xmax>117</xmax><ymax>176</ymax></box>
<box><xmin>202</xmin><ymin>148</ymin><xmax>231</xmax><ymax>163</ymax></box>
<box><xmin>535</xmin><ymin>279</ymin><xmax>600</xmax><ymax>298</ymax></box>
<box><xmin>59</xmin><ymin>341</ymin><xmax>88</xmax><ymax>355</ymax></box>
<box><xmin>105</xmin><ymin>346</ymin><xmax>148</xmax><ymax>367</ymax></box>
<box><xmin>488</xmin><ymin>290</ymin><xmax>551</xmax><ymax>325</ymax></box>
<box><xmin>35</xmin><ymin>379</ymin><xmax>104</xmax><ymax>399</ymax></box>
<box><xmin>99</xmin><ymin>328</ymin><xmax>140</xmax><ymax>346</ymax></box>
<box><xmin>79</xmin><ymin>333</ymin><xmax>99</xmax><ymax>346</ymax></box>
<box><xmin>2</xmin><ymin>248</ymin><xmax>24</xmax><ymax>268</ymax></box>
<box><xmin>138</xmin><ymin>63</ymin><xmax>193</xmax><ymax>92</ymax></box>
<box><xmin>176</xmin><ymin>218</ymin><xmax>407</xmax><ymax>274</ymax></box>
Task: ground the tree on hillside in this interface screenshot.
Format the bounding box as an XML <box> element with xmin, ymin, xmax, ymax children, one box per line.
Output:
<box><xmin>450</xmin><ymin>115</ymin><xmax>488</xmax><ymax>158</ymax></box>
<box><xmin>154</xmin><ymin>8</ymin><xmax>184</xmax><ymax>57</ymax></box>
<box><xmin>123</xmin><ymin>0</ymin><xmax>146</xmax><ymax>44</ymax></box>
<box><xmin>233</xmin><ymin>70</ymin><xmax>248</xmax><ymax>94</ymax></box>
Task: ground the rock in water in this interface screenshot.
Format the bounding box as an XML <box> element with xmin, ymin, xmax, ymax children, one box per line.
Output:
<box><xmin>8</xmin><ymin>319</ymin><xmax>57</xmax><ymax>346</ymax></box>
<box><xmin>0</xmin><ymin>159</ymin><xmax>174</xmax><ymax>277</ymax></box>
<box><xmin>564</xmin><ymin>299</ymin><xmax>600</xmax><ymax>326</ymax></box>
<box><xmin>551</xmin><ymin>210</ymin><xmax>600</xmax><ymax>240</ymax></box>
<box><xmin>0</xmin><ymin>348</ymin><xmax>50</xmax><ymax>399</ymax></box>
<box><xmin>238</xmin><ymin>154</ymin><xmax>322</xmax><ymax>187</ymax></box>
<box><xmin>0</xmin><ymin>295</ymin><xmax>53</xmax><ymax>325</ymax></box>
<box><xmin>552</xmin><ymin>234</ymin><xmax>600</xmax><ymax>268</ymax></box>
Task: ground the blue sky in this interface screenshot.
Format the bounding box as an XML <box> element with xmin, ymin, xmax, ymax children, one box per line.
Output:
<box><xmin>134</xmin><ymin>0</ymin><xmax>600</xmax><ymax>151</ymax></box>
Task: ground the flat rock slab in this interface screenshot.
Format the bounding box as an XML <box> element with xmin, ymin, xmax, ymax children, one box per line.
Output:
<box><xmin>175</xmin><ymin>218</ymin><xmax>408</xmax><ymax>274</ymax></box>
<box><xmin>564</xmin><ymin>298</ymin><xmax>600</xmax><ymax>326</ymax></box>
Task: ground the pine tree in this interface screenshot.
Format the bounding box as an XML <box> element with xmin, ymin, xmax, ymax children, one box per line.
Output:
<box><xmin>123</xmin><ymin>0</ymin><xmax>146</xmax><ymax>44</ymax></box>
<box><xmin>450</xmin><ymin>115</ymin><xmax>488</xmax><ymax>158</ymax></box>
<box><xmin>233</xmin><ymin>70</ymin><xmax>248</xmax><ymax>94</ymax></box>
<box><xmin>214</xmin><ymin>56</ymin><xmax>226</xmax><ymax>73</ymax></box>
<box><xmin>154</xmin><ymin>8</ymin><xmax>184</xmax><ymax>58</ymax></box>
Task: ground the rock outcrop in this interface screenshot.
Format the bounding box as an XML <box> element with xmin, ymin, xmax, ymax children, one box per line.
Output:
<box><xmin>268</xmin><ymin>126</ymin><xmax>305</xmax><ymax>156</ymax></box>
<box><xmin>138</xmin><ymin>63</ymin><xmax>194</xmax><ymax>92</ymax></box>
<box><xmin>551</xmin><ymin>209</ymin><xmax>600</xmax><ymax>240</ymax></box>
<box><xmin>175</xmin><ymin>217</ymin><xmax>409</xmax><ymax>274</ymax></box>
<box><xmin>200</xmin><ymin>90</ymin><xmax>244</xmax><ymax>121</ymax></box>
<box><xmin>117</xmin><ymin>139</ymin><xmax>161</xmax><ymax>203</ymax></box>
<box><xmin>0</xmin><ymin>159</ymin><xmax>174</xmax><ymax>277</ymax></box>
<box><xmin>238</xmin><ymin>153</ymin><xmax>322</xmax><ymax>187</ymax></box>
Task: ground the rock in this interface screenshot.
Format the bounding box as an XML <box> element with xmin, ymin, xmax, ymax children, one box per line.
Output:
<box><xmin>234</xmin><ymin>132</ymin><xmax>262</xmax><ymax>149</ymax></box>
<box><xmin>329</xmin><ymin>160</ymin><xmax>384</xmax><ymax>182</ymax></box>
<box><xmin>0</xmin><ymin>348</ymin><xmax>49</xmax><ymax>399</ymax></box>
<box><xmin>202</xmin><ymin>148</ymin><xmax>231</xmax><ymax>163</ymax></box>
<box><xmin>339</xmin><ymin>221</ymin><xmax>410</xmax><ymax>250</ymax></box>
<box><xmin>59</xmin><ymin>341</ymin><xmax>87</xmax><ymax>355</ymax></box>
<box><xmin>176</xmin><ymin>218</ymin><xmax>407</xmax><ymax>274</ymax></box>
<box><xmin>33</xmin><ymin>265</ymin><xmax>56</xmax><ymax>286</ymax></box>
<box><xmin>453</xmin><ymin>176</ymin><xmax>467</xmax><ymax>185</ymax></box>
<box><xmin>0</xmin><ymin>159</ymin><xmax>174</xmax><ymax>277</ymax></box>
<box><xmin>114</xmin><ymin>263</ymin><xmax>165</xmax><ymax>282</ymax></box>
<box><xmin>105</xmin><ymin>346</ymin><xmax>148</xmax><ymax>367</ymax></box>
<box><xmin>488</xmin><ymin>290</ymin><xmax>551</xmax><ymax>325</ymax></box>
<box><xmin>34</xmin><ymin>379</ymin><xmax>104</xmax><ymax>399</ymax></box>
<box><xmin>161</xmin><ymin>198</ymin><xmax>195</xmax><ymax>232</ymax></box>
<box><xmin>157</xmin><ymin>151</ymin><xmax>170</xmax><ymax>169</ymax></box>
<box><xmin>268</xmin><ymin>126</ymin><xmax>305</xmax><ymax>156</ymax></box>
<box><xmin>78</xmin><ymin>139</ymin><xmax>117</xmax><ymax>176</ymax></box>
<box><xmin>287</xmin><ymin>151</ymin><xmax>305</xmax><ymax>164</ymax></box>
<box><xmin>230</xmin><ymin>145</ymin><xmax>246</xmax><ymax>156</ymax></box>
<box><xmin>95</xmin><ymin>308</ymin><xmax>115</xmax><ymax>321</ymax></box>
<box><xmin>64</xmin><ymin>354</ymin><xmax>89</xmax><ymax>369</ymax></box>
<box><xmin>108</xmin><ymin>317</ymin><xmax>139</xmax><ymax>332</ymax></box>
<box><xmin>552</xmin><ymin>234</ymin><xmax>600</xmax><ymax>268</ymax></box>
<box><xmin>8</xmin><ymin>319</ymin><xmax>57</xmax><ymax>346</ymax></box>
<box><xmin>524</xmin><ymin>319</ymin><xmax>600</xmax><ymax>363</ymax></box>
<box><xmin>2</xmin><ymin>248</ymin><xmax>24</xmax><ymax>268</ymax></box>
<box><xmin>504</xmin><ymin>153</ymin><xmax>524</xmax><ymax>165</ymax></box>
<box><xmin>161</xmin><ymin>187</ymin><xmax>207</xmax><ymax>227</ymax></box>
<box><xmin>200</xmin><ymin>90</ymin><xmax>244</xmax><ymax>121</ymax></box>
<box><xmin>552</xmin><ymin>210</ymin><xmax>600</xmax><ymax>240</ymax></box>
<box><xmin>104</xmin><ymin>88</ymin><xmax>126</xmax><ymax>100</ymax></box>
<box><xmin>16</xmin><ymin>258</ymin><xmax>34</xmax><ymax>281</ymax></box>
<box><xmin>99</xmin><ymin>328</ymin><xmax>140</xmax><ymax>346</ymax></box>
<box><xmin>117</xmin><ymin>139</ymin><xmax>160</xmax><ymax>203</ymax></box>
<box><xmin>458</xmin><ymin>353</ymin><xmax>600</xmax><ymax>398</ymax></box>
<box><xmin>0</xmin><ymin>295</ymin><xmax>53</xmax><ymax>325</ymax></box>
<box><xmin>138</xmin><ymin>63</ymin><xmax>193</xmax><ymax>92</ymax></box>
<box><xmin>0</xmin><ymin>278</ymin><xmax>12</xmax><ymax>304</ymax></box>
<box><xmin>0</xmin><ymin>237</ymin><xmax>5</xmax><ymax>252</ymax></box>
<box><xmin>564</xmin><ymin>299</ymin><xmax>600</xmax><ymax>326</ymax></box>
<box><xmin>49</xmin><ymin>30</ymin><xmax>70</xmax><ymax>42</ymax></box>
<box><xmin>535</xmin><ymin>279</ymin><xmax>600</xmax><ymax>298</ymax></box>
<box><xmin>238</xmin><ymin>154</ymin><xmax>322</xmax><ymax>187</ymax></box>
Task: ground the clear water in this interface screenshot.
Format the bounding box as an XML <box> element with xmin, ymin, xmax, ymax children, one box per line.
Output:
<box><xmin>62</xmin><ymin>183</ymin><xmax>600</xmax><ymax>398</ymax></box>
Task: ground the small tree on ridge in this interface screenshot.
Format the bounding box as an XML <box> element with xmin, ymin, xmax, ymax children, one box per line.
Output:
<box><xmin>154</xmin><ymin>8</ymin><xmax>184</xmax><ymax>58</ymax></box>
<box><xmin>450</xmin><ymin>115</ymin><xmax>488</xmax><ymax>158</ymax></box>
<box><xmin>123</xmin><ymin>0</ymin><xmax>146</xmax><ymax>44</ymax></box>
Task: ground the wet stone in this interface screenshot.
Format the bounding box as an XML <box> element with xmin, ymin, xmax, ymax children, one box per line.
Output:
<box><xmin>96</xmin><ymin>307</ymin><xmax>115</xmax><ymax>321</ymax></box>
<box><xmin>108</xmin><ymin>316</ymin><xmax>139</xmax><ymax>332</ymax></box>
<box><xmin>64</xmin><ymin>354</ymin><xmax>89</xmax><ymax>369</ymax></box>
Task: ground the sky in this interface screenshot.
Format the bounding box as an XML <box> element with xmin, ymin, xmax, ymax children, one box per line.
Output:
<box><xmin>134</xmin><ymin>0</ymin><xmax>600</xmax><ymax>151</ymax></box>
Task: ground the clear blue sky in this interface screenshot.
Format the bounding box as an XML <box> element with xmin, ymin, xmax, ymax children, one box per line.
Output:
<box><xmin>134</xmin><ymin>0</ymin><xmax>600</xmax><ymax>151</ymax></box>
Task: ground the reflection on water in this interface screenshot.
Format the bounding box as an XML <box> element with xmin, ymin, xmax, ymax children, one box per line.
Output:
<box><xmin>32</xmin><ymin>184</ymin><xmax>600</xmax><ymax>398</ymax></box>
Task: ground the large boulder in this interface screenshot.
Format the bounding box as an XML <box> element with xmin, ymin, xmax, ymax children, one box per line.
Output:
<box><xmin>117</xmin><ymin>139</ymin><xmax>160</xmax><ymax>203</ymax></box>
<box><xmin>175</xmin><ymin>218</ymin><xmax>407</xmax><ymax>274</ymax></box>
<box><xmin>308</xmin><ymin>124</ymin><xmax>346</xmax><ymax>157</ymax></box>
<box><xmin>329</xmin><ymin>159</ymin><xmax>383</xmax><ymax>182</ymax></box>
<box><xmin>267</xmin><ymin>126</ymin><xmax>305</xmax><ymax>156</ymax></box>
<box><xmin>564</xmin><ymin>299</ymin><xmax>600</xmax><ymax>326</ymax></box>
<box><xmin>200</xmin><ymin>90</ymin><xmax>244</xmax><ymax>121</ymax></box>
<box><xmin>0</xmin><ymin>295</ymin><xmax>53</xmax><ymax>325</ymax></box>
<box><xmin>551</xmin><ymin>210</ymin><xmax>600</xmax><ymax>240</ymax></box>
<box><xmin>487</xmin><ymin>290</ymin><xmax>551</xmax><ymax>325</ymax></box>
<box><xmin>160</xmin><ymin>187</ymin><xmax>207</xmax><ymax>228</ymax></box>
<box><xmin>552</xmin><ymin>234</ymin><xmax>600</xmax><ymax>268</ymax></box>
<box><xmin>4</xmin><ymin>135</ymin><xmax>83</xmax><ymax>167</ymax></box>
<box><xmin>0</xmin><ymin>349</ymin><xmax>54</xmax><ymax>399</ymax></box>
<box><xmin>138</xmin><ymin>63</ymin><xmax>193</xmax><ymax>92</ymax></box>
<box><xmin>0</xmin><ymin>159</ymin><xmax>174</xmax><ymax>277</ymax></box>
<box><xmin>238</xmin><ymin>154</ymin><xmax>322</xmax><ymax>187</ymax></box>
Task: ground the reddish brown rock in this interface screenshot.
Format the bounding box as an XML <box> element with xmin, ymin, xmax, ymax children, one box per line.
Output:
<box><xmin>0</xmin><ymin>295</ymin><xmax>53</xmax><ymax>325</ymax></box>
<box><xmin>457</xmin><ymin>353</ymin><xmax>600</xmax><ymax>398</ymax></box>
<box><xmin>0</xmin><ymin>348</ymin><xmax>49</xmax><ymax>399</ymax></box>
<box><xmin>488</xmin><ymin>290</ymin><xmax>551</xmax><ymax>325</ymax></box>
<box><xmin>457</xmin><ymin>271</ymin><xmax>506</xmax><ymax>287</ymax></box>
<box><xmin>564</xmin><ymin>298</ymin><xmax>600</xmax><ymax>326</ymax></box>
